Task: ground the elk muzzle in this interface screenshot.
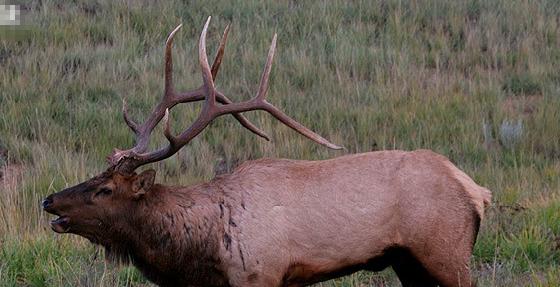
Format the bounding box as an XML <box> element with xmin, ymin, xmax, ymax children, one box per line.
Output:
<box><xmin>42</xmin><ymin>194</ymin><xmax>71</xmax><ymax>233</ymax></box>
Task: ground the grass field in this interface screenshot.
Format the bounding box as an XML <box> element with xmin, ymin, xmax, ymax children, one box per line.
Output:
<box><xmin>1</xmin><ymin>0</ymin><xmax>560</xmax><ymax>286</ymax></box>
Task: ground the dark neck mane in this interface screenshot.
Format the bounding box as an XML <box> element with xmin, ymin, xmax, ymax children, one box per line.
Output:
<box><xmin>101</xmin><ymin>184</ymin><xmax>230</xmax><ymax>286</ymax></box>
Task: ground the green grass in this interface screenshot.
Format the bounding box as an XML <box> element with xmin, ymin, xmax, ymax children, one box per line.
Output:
<box><xmin>1</xmin><ymin>0</ymin><xmax>560</xmax><ymax>286</ymax></box>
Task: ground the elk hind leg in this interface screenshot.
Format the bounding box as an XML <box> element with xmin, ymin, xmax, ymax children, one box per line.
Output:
<box><xmin>405</xmin><ymin>243</ymin><xmax>473</xmax><ymax>287</ymax></box>
<box><xmin>417</xmin><ymin>255</ymin><xmax>472</xmax><ymax>287</ymax></box>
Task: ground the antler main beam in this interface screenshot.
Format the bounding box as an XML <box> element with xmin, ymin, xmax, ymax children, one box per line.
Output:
<box><xmin>109</xmin><ymin>17</ymin><xmax>342</xmax><ymax>173</ymax></box>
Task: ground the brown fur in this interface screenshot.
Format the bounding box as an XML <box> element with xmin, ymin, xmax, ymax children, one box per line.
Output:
<box><xmin>43</xmin><ymin>150</ymin><xmax>491</xmax><ymax>287</ymax></box>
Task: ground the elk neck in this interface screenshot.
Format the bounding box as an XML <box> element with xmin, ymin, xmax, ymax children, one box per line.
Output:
<box><xmin>103</xmin><ymin>183</ymin><xmax>232</xmax><ymax>286</ymax></box>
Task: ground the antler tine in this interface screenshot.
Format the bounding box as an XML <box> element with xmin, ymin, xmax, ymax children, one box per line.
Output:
<box><xmin>199</xmin><ymin>16</ymin><xmax>216</xmax><ymax>106</ymax></box>
<box><xmin>172</xmin><ymin>22</ymin><xmax>229</xmax><ymax>103</ymax></box>
<box><xmin>163</xmin><ymin>109</ymin><xmax>178</xmax><ymax>147</ymax></box>
<box><xmin>256</xmin><ymin>34</ymin><xmax>276</xmax><ymax>101</ymax></box>
<box><xmin>164</xmin><ymin>24</ymin><xmax>183</xmax><ymax>98</ymax></box>
<box><xmin>257</xmin><ymin>103</ymin><xmax>343</xmax><ymax>150</ymax></box>
<box><xmin>211</xmin><ymin>23</ymin><xmax>230</xmax><ymax>81</ymax></box>
<box><xmin>122</xmin><ymin>98</ymin><xmax>139</xmax><ymax>134</ymax></box>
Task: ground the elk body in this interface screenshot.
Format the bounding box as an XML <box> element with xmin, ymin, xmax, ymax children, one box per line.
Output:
<box><xmin>43</xmin><ymin>18</ymin><xmax>491</xmax><ymax>287</ymax></box>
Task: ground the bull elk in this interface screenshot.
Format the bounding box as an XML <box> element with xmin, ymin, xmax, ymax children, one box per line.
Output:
<box><xmin>43</xmin><ymin>17</ymin><xmax>491</xmax><ymax>287</ymax></box>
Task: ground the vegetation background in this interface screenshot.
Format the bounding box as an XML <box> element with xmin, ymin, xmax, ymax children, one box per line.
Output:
<box><xmin>1</xmin><ymin>0</ymin><xmax>559</xmax><ymax>286</ymax></box>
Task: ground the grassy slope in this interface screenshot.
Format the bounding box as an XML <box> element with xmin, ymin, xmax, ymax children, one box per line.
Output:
<box><xmin>1</xmin><ymin>0</ymin><xmax>559</xmax><ymax>286</ymax></box>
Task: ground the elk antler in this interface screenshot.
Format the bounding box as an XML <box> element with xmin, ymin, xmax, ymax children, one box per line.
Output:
<box><xmin>110</xmin><ymin>21</ymin><xmax>268</xmax><ymax>168</ymax></box>
<box><xmin>109</xmin><ymin>17</ymin><xmax>342</xmax><ymax>173</ymax></box>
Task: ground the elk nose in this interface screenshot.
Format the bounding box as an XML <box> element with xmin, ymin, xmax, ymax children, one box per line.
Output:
<box><xmin>42</xmin><ymin>196</ymin><xmax>53</xmax><ymax>210</ymax></box>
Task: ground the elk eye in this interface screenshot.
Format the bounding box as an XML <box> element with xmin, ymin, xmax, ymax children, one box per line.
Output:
<box><xmin>95</xmin><ymin>188</ymin><xmax>112</xmax><ymax>197</ymax></box>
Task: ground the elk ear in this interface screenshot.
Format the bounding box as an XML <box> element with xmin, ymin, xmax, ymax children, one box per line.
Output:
<box><xmin>132</xmin><ymin>169</ymin><xmax>156</xmax><ymax>197</ymax></box>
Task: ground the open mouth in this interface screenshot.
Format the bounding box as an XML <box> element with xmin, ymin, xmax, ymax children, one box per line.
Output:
<box><xmin>50</xmin><ymin>216</ymin><xmax>70</xmax><ymax>233</ymax></box>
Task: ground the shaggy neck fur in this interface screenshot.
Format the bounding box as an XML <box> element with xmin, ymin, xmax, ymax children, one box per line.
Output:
<box><xmin>100</xmin><ymin>184</ymin><xmax>230</xmax><ymax>287</ymax></box>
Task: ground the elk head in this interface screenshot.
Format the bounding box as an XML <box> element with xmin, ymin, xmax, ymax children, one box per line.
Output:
<box><xmin>42</xmin><ymin>169</ymin><xmax>156</xmax><ymax>243</ymax></box>
<box><xmin>42</xmin><ymin>17</ymin><xmax>341</xmax><ymax>242</ymax></box>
